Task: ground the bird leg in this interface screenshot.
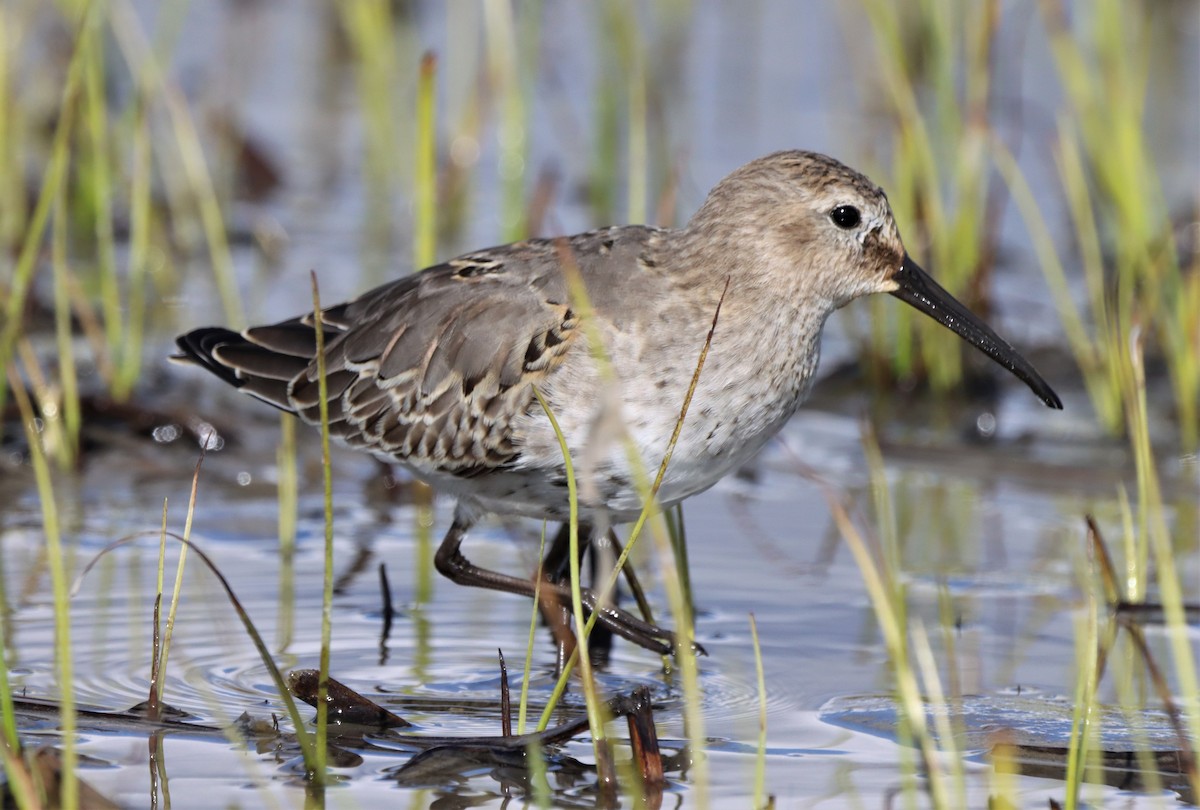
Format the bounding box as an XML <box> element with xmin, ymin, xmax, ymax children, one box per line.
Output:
<box><xmin>540</xmin><ymin>522</ymin><xmax>585</xmax><ymax>670</ymax></box>
<box><xmin>595</xmin><ymin>529</ymin><xmax>659</xmax><ymax>632</ymax></box>
<box><xmin>583</xmin><ymin>526</ymin><xmax>616</xmax><ymax>664</ymax></box>
<box><xmin>541</xmin><ymin>522</ymin><xmax>614</xmax><ymax>666</ymax></box>
<box><xmin>543</xmin><ymin>525</ymin><xmax>658</xmax><ymax>620</ymax></box>
<box><xmin>541</xmin><ymin>523</ymin><xmax>701</xmax><ymax>661</ymax></box>
<box><xmin>433</xmin><ymin>513</ymin><xmax>680</xmax><ymax>655</ymax></box>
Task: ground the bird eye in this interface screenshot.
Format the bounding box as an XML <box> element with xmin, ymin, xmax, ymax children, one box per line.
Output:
<box><xmin>830</xmin><ymin>205</ymin><xmax>861</xmax><ymax>230</ymax></box>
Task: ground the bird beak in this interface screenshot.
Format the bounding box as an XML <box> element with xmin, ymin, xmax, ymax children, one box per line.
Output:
<box><xmin>890</xmin><ymin>255</ymin><xmax>1063</xmax><ymax>409</ymax></box>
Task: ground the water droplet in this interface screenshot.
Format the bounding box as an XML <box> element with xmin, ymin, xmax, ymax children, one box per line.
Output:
<box><xmin>195</xmin><ymin>423</ymin><xmax>225</xmax><ymax>452</ymax></box>
<box><xmin>153</xmin><ymin>425</ymin><xmax>181</xmax><ymax>444</ymax></box>
<box><xmin>975</xmin><ymin>412</ymin><xmax>996</xmax><ymax>439</ymax></box>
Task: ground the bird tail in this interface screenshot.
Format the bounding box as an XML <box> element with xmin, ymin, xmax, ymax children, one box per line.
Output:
<box><xmin>173</xmin><ymin>321</ymin><xmax>331</xmax><ymax>414</ymax></box>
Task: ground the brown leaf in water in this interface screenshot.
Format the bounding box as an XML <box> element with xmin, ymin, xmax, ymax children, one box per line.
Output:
<box><xmin>287</xmin><ymin>669</ymin><xmax>412</xmax><ymax>729</ymax></box>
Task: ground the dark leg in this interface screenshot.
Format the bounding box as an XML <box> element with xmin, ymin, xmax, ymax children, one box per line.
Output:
<box><xmin>543</xmin><ymin>523</ymin><xmax>690</xmax><ymax>663</ymax></box>
<box><xmin>541</xmin><ymin>521</ymin><xmax>575</xmax><ymax>583</ymax></box>
<box><xmin>540</xmin><ymin>522</ymin><xmax>579</xmax><ymax>672</ymax></box>
<box><xmin>597</xmin><ymin>529</ymin><xmax>658</xmax><ymax>629</ymax></box>
<box><xmin>535</xmin><ymin>523</ymin><xmax>576</xmax><ymax>667</ymax></box>
<box><xmin>542</xmin><ymin>524</ymin><xmax>622</xmax><ymax>665</ymax></box>
<box><xmin>585</xmin><ymin>527</ymin><xmax>614</xmax><ymax>665</ymax></box>
<box><xmin>433</xmin><ymin>507</ymin><xmax>681</xmax><ymax>655</ymax></box>
<box><xmin>552</xmin><ymin>525</ymin><xmax>660</xmax><ymax>630</ymax></box>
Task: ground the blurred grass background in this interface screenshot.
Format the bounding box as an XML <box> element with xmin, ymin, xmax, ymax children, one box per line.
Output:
<box><xmin>0</xmin><ymin>0</ymin><xmax>1194</xmax><ymax>464</ymax></box>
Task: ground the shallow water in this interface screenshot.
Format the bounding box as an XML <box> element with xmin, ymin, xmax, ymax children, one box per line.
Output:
<box><xmin>5</xmin><ymin>391</ymin><xmax>1197</xmax><ymax>807</ymax></box>
<box><xmin>4</xmin><ymin>1</ymin><xmax>1200</xmax><ymax>807</ymax></box>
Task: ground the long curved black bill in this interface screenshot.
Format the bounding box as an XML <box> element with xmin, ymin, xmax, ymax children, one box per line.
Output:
<box><xmin>890</xmin><ymin>255</ymin><xmax>1063</xmax><ymax>409</ymax></box>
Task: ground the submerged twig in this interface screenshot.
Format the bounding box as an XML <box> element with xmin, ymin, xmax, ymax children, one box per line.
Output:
<box><xmin>498</xmin><ymin>649</ymin><xmax>512</xmax><ymax>738</ymax></box>
<box><xmin>378</xmin><ymin>562</ymin><xmax>395</xmax><ymax>659</ymax></box>
<box><xmin>1083</xmin><ymin>515</ymin><xmax>1200</xmax><ymax>797</ymax></box>
<box><xmin>621</xmin><ymin>685</ymin><xmax>664</xmax><ymax>787</ymax></box>
<box><xmin>1118</xmin><ymin>620</ymin><xmax>1199</xmax><ymax>788</ymax></box>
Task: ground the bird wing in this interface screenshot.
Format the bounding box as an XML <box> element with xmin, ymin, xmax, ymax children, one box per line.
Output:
<box><xmin>179</xmin><ymin>239</ymin><xmax>587</xmax><ymax>476</ymax></box>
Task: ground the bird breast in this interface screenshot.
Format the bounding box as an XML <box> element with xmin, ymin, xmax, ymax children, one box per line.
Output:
<box><xmin>501</xmin><ymin>286</ymin><xmax>830</xmax><ymax>519</ymax></box>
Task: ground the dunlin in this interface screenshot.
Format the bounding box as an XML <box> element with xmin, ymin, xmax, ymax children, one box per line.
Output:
<box><xmin>176</xmin><ymin>151</ymin><xmax>1062</xmax><ymax>654</ymax></box>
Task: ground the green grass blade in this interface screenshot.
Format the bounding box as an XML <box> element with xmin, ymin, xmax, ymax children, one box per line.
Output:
<box><xmin>7</xmin><ymin>366</ymin><xmax>77</xmax><ymax>810</ymax></box>
<box><xmin>310</xmin><ymin>272</ymin><xmax>335</xmax><ymax>787</ymax></box>
<box><xmin>530</xmin><ymin>387</ymin><xmax>610</xmax><ymax>766</ymax></box>
<box><xmin>0</xmin><ymin>2</ymin><xmax>94</xmax><ymax>426</ymax></box>
<box><xmin>749</xmin><ymin>613</ymin><xmax>768</xmax><ymax>810</ymax></box>
<box><xmin>276</xmin><ymin>414</ymin><xmax>297</xmax><ymax>652</ymax></box>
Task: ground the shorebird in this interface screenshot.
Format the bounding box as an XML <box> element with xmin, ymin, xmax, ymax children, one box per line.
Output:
<box><xmin>176</xmin><ymin>151</ymin><xmax>1062</xmax><ymax>655</ymax></box>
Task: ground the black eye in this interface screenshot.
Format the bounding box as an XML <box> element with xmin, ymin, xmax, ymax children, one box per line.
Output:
<box><xmin>830</xmin><ymin>205</ymin><xmax>861</xmax><ymax>230</ymax></box>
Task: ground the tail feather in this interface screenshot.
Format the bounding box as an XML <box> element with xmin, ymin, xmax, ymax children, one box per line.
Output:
<box><xmin>173</xmin><ymin>328</ymin><xmax>247</xmax><ymax>388</ymax></box>
<box><xmin>244</xmin><ymin>321</ymin><xmax>321</xmax><ymax>357</ymax></box>
<box><xmin>174</xmin><ymin>319</ymin><xmax>358</xmax><ymax>418</ymax></box>
<box><xmin>174</xmin><ymin>326</ymin><xmax>323</xmax><ymax>414</ymax></box>
<box><xmin>237</xmin><ymin>377</ymin><xmax>294</xmax><ymax>410</ymax></box>
<box><xmin>211</xmin><ymin>343</ymin><xmax>311</xmax><ymax>381</ymax></box>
